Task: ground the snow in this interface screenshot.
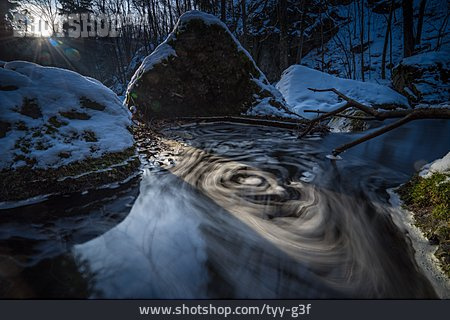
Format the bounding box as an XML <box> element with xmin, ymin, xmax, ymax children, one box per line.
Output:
<box><xmin>419</xmin><ymin>152</ymin><xmax>450</xmax><ymax>178</ymax></box>
<box><xmin>139</xmin><ymin>44</ymin><xmax>177</xmax><ymax>75</ymax></box>
<box><xmin>0</xmin><ymin>61</ymin><xmax>134</xmax><ymax>170</ymax></box>
<box><xmin>275</xmin><ymin>65</ymin><xmax>409</xmax><ymax>119</ymax></box>
<box><xmin>401</xmin><ymin>50</ymin><xmax>449</xmax><ymax>68</ymax></box>
<box><xmin>248</xmin><ymin>75</ymin><xmax>300</xmax><ymax>119</ymax></box>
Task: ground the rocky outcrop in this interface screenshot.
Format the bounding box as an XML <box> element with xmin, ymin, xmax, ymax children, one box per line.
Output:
<box><xmin>392</xmin><ymin>51</ymin><xmax>449</xmax><ymax>104</ymax></box>
<box><xmin>126</xmin><ymin>11</ymin><xmax>288</xmax><ymax>120</ymax></box>
<box><xmin>0</xmin><ymin>61</ymin><xmax>139</xmax><ymax>201</ymax></box>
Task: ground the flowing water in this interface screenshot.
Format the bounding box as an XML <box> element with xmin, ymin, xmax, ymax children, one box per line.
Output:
<box><xmin>1</xmin><ymin>120</ymin><xmax>449</xmax><ymax>298</ymax></box>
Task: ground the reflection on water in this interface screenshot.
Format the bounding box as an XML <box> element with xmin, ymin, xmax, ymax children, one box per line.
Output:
<box><xmin>1</xmin><ymin>120</ymin><xmax>449</xmax><ymax>298</ymax></box>
<box><xmin>75</xmin><ymin>120</ymin><xmax>448</xmax><ymax>298</ymax></box>
<box><xmin>0</xmin><ymin>178</ymin><xmax>139</xmax><ymax>298</ymax></box>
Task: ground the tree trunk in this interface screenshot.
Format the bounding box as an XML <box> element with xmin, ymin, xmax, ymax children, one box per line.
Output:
<box><xmin>279</xmin><ymin>0</ymin><xmax>289</xmax><ymax>72</ymax></box>
<box><xmin>221</xmin><ymin>0</ymin><xmax>226</xmax><ymax>22</ymax></box>
<box><xmin>381</xmin><ymin>0</ymin><xmax>394</xmax><ymax>79</ymax></box>
<box><xmin>402</xmin><ymin>0</ymin><xmax>415</xmax><ymax>57</ymax></box>
<box><xmin>360</xmin><ymin>0</ymin><xmax>365</xmax><ymax>81</ymax></box>
<box><xmin>241</xmin><ymin>0</ymin><xmax>247</xmax><ymax>40</ymax></box>
<box><xmin>296</xmin><ymin>0</ymin><xmax>306</xmax><ymax>64</ymax></box>
<box><xmin>416</xmin><ymin>0</ymin><xmax>427</xmax><ymax>46</ymax></box>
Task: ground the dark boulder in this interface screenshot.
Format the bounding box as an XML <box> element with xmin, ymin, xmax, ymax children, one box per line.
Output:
<box><xmin>126</xmin><ymin>11</ymin><xmax>287</xmax><ymax>120</ymax></box>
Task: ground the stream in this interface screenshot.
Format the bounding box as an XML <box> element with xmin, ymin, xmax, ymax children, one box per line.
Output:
<box><xmin>0</xmin><ymin>120</ymin><xmax>449</xmax><ymax>298</ymax></box>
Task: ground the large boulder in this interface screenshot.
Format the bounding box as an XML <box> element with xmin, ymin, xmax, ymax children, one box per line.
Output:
<box><xmin>126</xmin><ymin>11</ymin><xmax>288</xmax><ymax>120</ymax></box>
<box><xmin>392</xmin><ymin>51</ymin><xmax>449</xmax><ymax>104</ymax></box>
<box><xmin>0</xmin><ymin>61</ymin><xmax>138</xmax><ymax>202</ymax></box>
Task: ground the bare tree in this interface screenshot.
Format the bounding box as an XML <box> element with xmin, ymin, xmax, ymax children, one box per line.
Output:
<box><xmin>15</xmin><ymin>0</ymin><xmax>59</xmax><ymax>35</ymax></box>
<box><xmin>278</xmin><ymin>0</ymin><xmax>289</xmax><ymax>72</ymax></box>
<box><xmin>415</xmin><ymin>0</ymin><xmax>427</xmax><ymax>46</ymax></box>
<box><xmin>402</xmin><ymin>0</ymin><xmax>415</xmax><ymax>57</ymax></box>
<box><xmin>295</xmin><ymin>0</ymin><xmax>306</xmax><ymax>64</ymax></box>
<box><xmin>220</xmin><ymin>0</ymin><xmax>225</xmax><ymax>22</ymax></box>
<box><xmin>381</xmin><ymin>0</ymin><xmax>394</xmax><ymax>79</ymax></box>
<box><xmin>359</xmin><ymin>0</ymin><xmax>365</xmax><ymax>81</ymax></box>
<box><xmin>241</xmin><ymin>0</ymin><xmax>247</xmax><ymax>39</ymax></box>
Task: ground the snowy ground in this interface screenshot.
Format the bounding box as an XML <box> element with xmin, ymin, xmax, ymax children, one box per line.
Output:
<box><xmin>0</xmin><ymin>61</ymin><xmax>134</xmax><ymax>170</ymax></box>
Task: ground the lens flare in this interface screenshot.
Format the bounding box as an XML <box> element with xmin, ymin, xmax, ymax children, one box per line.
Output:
<box><xmin>64</xmin><ymin>48</ymin><xmax>81</xmax><ymax>62</ymax></box>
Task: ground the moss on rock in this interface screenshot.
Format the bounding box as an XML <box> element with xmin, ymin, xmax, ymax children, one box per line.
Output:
<box><xmin>19</xmin><ymin>98</ymin><xmax>42</xmax><ymax>119</ymax></box>
<box><xmin>59</xmin><ymin>110</ymin><xmax>91</xmax><ymax>120</ymax></box>
<box><xmin>397</xmin><ymin>172</ymin><xmax>450</xmax><ymax>277</ymax></box>
<box><xmin>0</xmin><ymin>147</ymin><xmax>139</xmax><ymax>202</ymax></box>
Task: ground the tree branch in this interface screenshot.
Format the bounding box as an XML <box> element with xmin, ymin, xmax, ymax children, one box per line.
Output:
<box><xmin>173</xmin><ymin>116</ymin><xmax>308</xmax><ymax>130</ymax></box>
<box><xmin>304</xmin><ymin>109</ymin><xmax>376</xmax><ymax>120</ymax></box>
<box><xmin>300</xmin><ymin>87</ymin><xmax>450</xmax><ymax>156</ymax></box>
<box><xmin>332</xmin><ymin>114</ymin><xmax>414</xmax><ymax>156</ymax></box>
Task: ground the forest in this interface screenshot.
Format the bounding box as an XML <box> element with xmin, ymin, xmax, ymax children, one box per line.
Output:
<box><xmin>0</xmin><ymin>0</ymin><xmax>449</xmax><ymax>301</ymax></box>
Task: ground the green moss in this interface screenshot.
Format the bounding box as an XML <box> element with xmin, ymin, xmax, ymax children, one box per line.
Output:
<box><xmin>403</xmin><ymin>173</ymin><xmax>449</xmax><ymax>210</ymax></box>
<box><xmin>0</xmin><ymin>147</ymin><xmax>138</xmax><ymax>201</ymax></box>
<box><xmin>60</xmin><ymin>110</ymin><xmax>91</xmax><ymax>120</ymax></box>
<box><xmin>15</xmin><ymin>121</ymin><xmax>28</xmax><ymax>131</ymax></box>
<box><xmin>35</xmin><ymin>140</ymin><xmax>48</xmax><ymax>150</ymax></box>
<box><xmin>48</xmin><ymin>116</ymin><xmax>68</xmax><ymax>128</ymax></box>
<box><xmin>58</xmin><ymin>151</ymin><xmax>71</xmax><ymax>158</ymax></box>
<box><xmin>14</xmin><ymin>137</ymin><xmax>31</xmax><ymax>154</ymax></box>
<box><xmin>82</xmin><ymin>130</ymin><xmax>97</xmax><ymax>142</ymax></box>
<box><xmin>32</xmin><ymin>130</ymin><xmax>43</xmax><ymax>138</ymax></box>
<box><xmin>19</xmin><ymin>98</ymin><xmax>42</xmax><ymax>119</ymax></box>
<box><xmin>13</xmin><ymin>154</ymin><xmax>26</xmax><ymax>162</ymax></box>
<box><xmin>80</xmin><ymin>97</ymin><xmax>105</xmax><ymax>111</ymax></box>
<box><xmin>44</xmin><ymin>124</ymin><xmax>58</xmax><ymax>135</ymax></box>
<box><xmin>398</xmin><ymin>172</ymin><xmax>450</xmax><ymax>277</ymax></box>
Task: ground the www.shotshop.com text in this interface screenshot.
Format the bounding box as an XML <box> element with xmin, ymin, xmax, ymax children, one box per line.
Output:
<box><xmin>138</xmin><ymin>303</ymin><xmax>312</xmax><ymax>318</ymax></box>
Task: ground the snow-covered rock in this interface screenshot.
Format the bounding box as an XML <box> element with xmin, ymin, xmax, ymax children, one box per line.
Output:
<box><xmin>420</xmin><ymin>152</ymin><xmax>450</xmax><ymax>178</ymax></box>
<box><xmin>392</xmin><ymin>50</ymin><xmax>450</xmax><ymax>104</ymax></box>
<box><xmin>126</xmin><ymin>10</ymin><xmax>290</xmax><ymax>120</ymax></box>
<box><xmin>0</xmin><ymin>61</ymin><xmax>138</xmax><ymax>201</ymax></box>
<box><xmin>276</xmin><ymin>65</ymin><xmax>409</xmax><ymax>130</ymax></box>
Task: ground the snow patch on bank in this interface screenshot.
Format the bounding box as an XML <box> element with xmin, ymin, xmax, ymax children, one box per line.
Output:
<box><xmin>419</xmin><ymin>151</ymin><xmax>450</xmax><ymax>178</ymax></box>
<box><xmin>401</xmin><ymin>50</ymin><xmax>449</xmax><ymax>68</ymax></box>
<box><xmin>387</xmin><ymin>188</ymin><xmax>450</xmax><ymax>298</ymax></box>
